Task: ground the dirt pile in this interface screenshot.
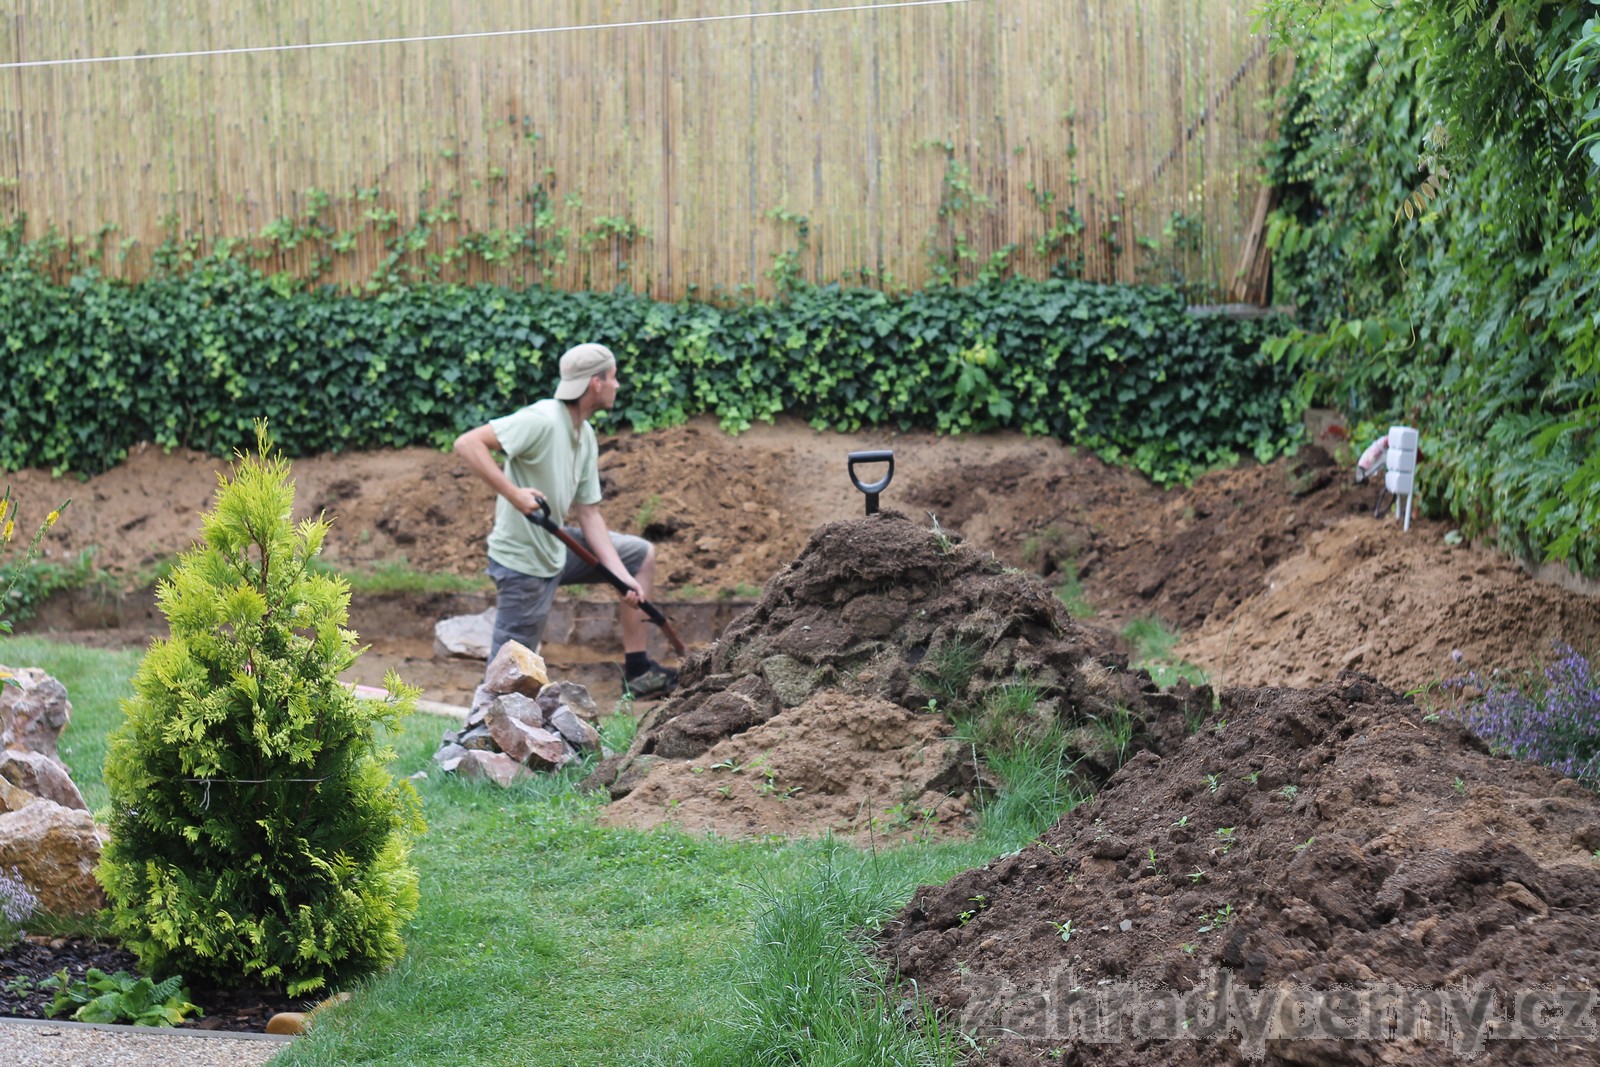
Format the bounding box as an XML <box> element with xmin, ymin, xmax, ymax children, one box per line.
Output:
<box><xmin>883</xmin><ymin>676</ymin><xmax>1600</xmax><ymax>1065</ymax></box>
<box><xmin>591</xmin><ymin>511</ymin><xmax>1211</xmax><ymax>842</ymax></box>
<box><xmin>1179</xmin><ymin>518</ymin><xmax>1600</xmax><ymax>694</ymax></box>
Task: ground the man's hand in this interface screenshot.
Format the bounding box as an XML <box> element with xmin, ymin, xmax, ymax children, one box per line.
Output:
<box><xmin>614</xmin><ymin>573</ymin><xmax>644</xmax><ymax>609</ymax></box>
<box><xmin>509</xmin><ymin>485</ymin><xmax>547</xmax><ymax>517</ymax></box>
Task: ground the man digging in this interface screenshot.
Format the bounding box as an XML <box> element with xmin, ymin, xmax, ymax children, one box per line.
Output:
<box><xmin>454</xmin><ymin>342</ymin><xmax>679</xmax><ymax>699</ymax></box>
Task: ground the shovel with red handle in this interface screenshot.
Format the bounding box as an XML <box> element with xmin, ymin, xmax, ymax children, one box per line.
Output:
<box><xmin>525</xmin><ymin>499</ymin><xmax>687</xmax><ymax>656</ymax></box>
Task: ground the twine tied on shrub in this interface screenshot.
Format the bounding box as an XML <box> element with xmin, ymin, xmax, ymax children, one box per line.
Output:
<box><xmin>184</xmin><ymin>776</ymin><xmax>330</xmax><ymax>809</ymax></box>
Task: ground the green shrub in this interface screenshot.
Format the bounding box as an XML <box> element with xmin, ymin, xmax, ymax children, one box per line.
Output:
<box><xmin>96</xmin><ymin>425</ymin><xmax>424</xmax><ymax>997</ymax></box>
<box><xmin>0</xmin><ymin>235</ymin><xmax>1298</xmax><ymax>487</ymax></box>
<box><xmin>1261</xmin><ymin>0</ymin><xmax>1600</xmax><ymax>576</ymax></box>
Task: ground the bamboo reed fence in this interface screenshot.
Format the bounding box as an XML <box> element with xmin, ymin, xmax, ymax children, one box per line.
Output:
<box><xmin>0</xmin><ymin>0</ymin><xmax>1286</xmax><ymax>299</ymax></box>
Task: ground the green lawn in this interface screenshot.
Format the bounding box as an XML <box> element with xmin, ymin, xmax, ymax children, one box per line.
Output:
<box><xmin>2</xmin><ymin>635</ymin><xmax>1036</xmax><ymax>1065</ymax></box>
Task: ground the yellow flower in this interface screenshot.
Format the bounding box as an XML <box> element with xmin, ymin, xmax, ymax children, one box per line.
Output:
<box><xmin>0</xmin><ymin>498</ymin><xmax>9</xmax><ymax>522</ymax></box>
<box><xmin>2</xmin><ymin>518</ymin><xmax>13</xmax><ymax>544</ymax></box>
<box><xmin>46</xmin><ymin>509</ymin><xmax>60</xmax><ymax>528</ymax></box>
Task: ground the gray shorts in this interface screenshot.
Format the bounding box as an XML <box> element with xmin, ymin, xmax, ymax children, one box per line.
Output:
<box><xmin>485</xmin><ymin>530</ymin><xmax>650</xmax><ymax>662</ymax></box>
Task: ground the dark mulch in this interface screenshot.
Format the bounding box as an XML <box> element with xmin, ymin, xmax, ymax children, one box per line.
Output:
<box><xmin>1</xmin><ymin>935</ymin><xmax>307</xmax><ymax>1032</ymax></box>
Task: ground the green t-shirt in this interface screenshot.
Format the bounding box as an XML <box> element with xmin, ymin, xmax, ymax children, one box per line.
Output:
<box><xmin>484</xmin><ymin>398</ymin><xmax>602</xmax><ymax>577</ymax></box>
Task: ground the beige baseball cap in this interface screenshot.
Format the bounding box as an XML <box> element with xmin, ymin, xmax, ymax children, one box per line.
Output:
<box><xmin>554</xmin><ymin>343</ymin><xmax>616</xmax><ymax>401</ymax></box>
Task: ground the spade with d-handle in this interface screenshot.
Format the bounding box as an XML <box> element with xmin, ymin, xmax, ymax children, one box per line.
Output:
<box><xmin>847</xmin><ymin>450</ymin><xmax>895</xmax><ymax>515</ymax></box>
<box><xmin>524</xmin><ymin>499</ymin><xmax>687</xmax><ymax>655</ymax></box>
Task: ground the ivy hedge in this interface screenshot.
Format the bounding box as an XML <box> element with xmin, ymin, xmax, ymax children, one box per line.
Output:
<box><xmin>1261</xmin><ymin>0</ymin><xmax>1600</xmax><ymax>576</ymax></box>
<box><xmin>0</xmin><ymin>241</ymin><xmax>1297</xmax><ymax>485</ymax></box>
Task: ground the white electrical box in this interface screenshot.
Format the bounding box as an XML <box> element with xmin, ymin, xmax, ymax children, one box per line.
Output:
<box><xmin>1385</xmin><ymin>425</ymin><xmax>1419</xmax><ymax>530</ymax></box>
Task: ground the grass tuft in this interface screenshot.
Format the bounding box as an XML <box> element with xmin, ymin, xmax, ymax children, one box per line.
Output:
<box><xmin>1122</xmin><ymin>616</ymin><xmax>1209</xmax><ymax>688</ymax></box>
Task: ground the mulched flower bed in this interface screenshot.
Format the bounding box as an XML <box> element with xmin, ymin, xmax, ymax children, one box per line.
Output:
<box><xmin>1</xmin><ymin>935</ymin><xmax>307</xmax><ymax>1033</ymax></box>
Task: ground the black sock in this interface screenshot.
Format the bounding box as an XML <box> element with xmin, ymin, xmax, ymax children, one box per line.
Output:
<box><xmin>624</xmin><ymin>651</ymin><xmax>650</xmax><ymax>678</ymax></box>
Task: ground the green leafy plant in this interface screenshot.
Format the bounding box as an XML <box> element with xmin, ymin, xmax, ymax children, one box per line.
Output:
<box><xmin>40</xmin><ymin>967</ymin><xmax>199</xmax><ymax>1027</ymax></box>
<box><xmin>96</xmin><ymin>424</ymin><xmax>425</xmax><ymax>997</ymax></box>
<box><xmin>0</xmin><ymin>487</ymin><xmax>71</xmax><ymax>653</ymax></box>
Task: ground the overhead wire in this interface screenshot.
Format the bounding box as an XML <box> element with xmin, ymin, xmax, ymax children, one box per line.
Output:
<box><xmin>0</xmin><ymin>0</ymin><xmax>970</xmax><ymax>70</ymax></box>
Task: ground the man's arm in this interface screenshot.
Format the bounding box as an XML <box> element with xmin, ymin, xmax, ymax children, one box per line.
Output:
<box><xmin>453</xmin><ymin>423</ymin><xmax>545</xmax><ymax>516</ymax></box>
<box><xmin>570</xmin><ymin>501</ymin><xmax>643</xmax><ymax>606</ymax></box>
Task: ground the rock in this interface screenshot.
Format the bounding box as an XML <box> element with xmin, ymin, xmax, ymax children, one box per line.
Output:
<box><xmin>487</xmin><ymin>716</ymin><xmax>571</xmax><ymax>769</ymax></box>
<box><xmin>0</xmin><ymin>776</ymin><xmax>37</xmax><ymax>814</ymax></box>
<box><xmin>0</xmin><ymin>666</ymin><xmax>73</xmax><ymax>760</ymax></box>
<box><xmin>456</xmin><ymin>725</ymin><xmax>498</xmax><ymax>752</ymax></box>
<box><xmin>0</xmin><ymin>800</ymin><xmax>107</xmax><ymax>915</ymax></box>
<box><xmin>486</xmin><ymin>695</ymin><xmax>567</xmax><ymax>765</ymax></box>
<box><xmin>536</xmin><ymin>680</ymin><xmax>599</xmax><ymax>720</ymax></box>
<box><xmin>0</xmin><ymin>749</ymin><xmax>87</xmax><ymax>811</ymax></box>
<box><xmin>488</xmin><ymin>692</ymin><xmax>546</xmax><ymax>730</ymax></box>
<box><xmin>483</xmin><ymin>641</ymin><xmax>549</xmax><ymax>697</ymax></box>
<box><xmin>433</xmin><ymin>608</ymin><xmax>496</xmax><ymax>660</ymax></box>
<box><xmin>266</xmin><ymin>1012</ymin><xmax>307</xmax><ymax>1035</ymax></box>
<box><xmin>454</xmin><ymin>750</ymin><xmax>532</xmax><ymax>787</ymax></box>
<box><xmin>549</xmin><ymin>706</ymin><xmax>601</xmax><ymax>752</ymax></box>
<box><xmin>432</xmin><ymin>742</ymin><xmax>468</xmax><ymax>765</ymax></box>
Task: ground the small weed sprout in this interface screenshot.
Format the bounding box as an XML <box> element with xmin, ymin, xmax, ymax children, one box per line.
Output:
<box><xmin>1205</xmin><ymin>773</ymin><xmax>1221</xmax><ymax>793</ymax></box>
<box><xmin>1050</xmin><ymin>919</ymin><xmax>1075</xmax><ymax>943</ymax></box>
<box><xmin>634</xmin><ymin>493</ymin><xmax>661</xmax><ymax>530</ymax></box>
<box><xmin>927</xmin><ymin>512</ymin><xmax>957</xmax><ymax>555</ymax></box>
<box><xmin>1172</xmin><ymin>814</ymin><xmax>1190</xmax><ymax>828</ymax></box>
<box><xmin>1186</xmin><ymin>868</ymin><xmax>1206</xmax><ymax>884</ymax></box>
<box><xmin>1293</xmin><ymin>835</ymin><xmax>1316</xmax><ymax>853</ymax></box>
<box><xmin>1453</xmin><ymin>777</ymin><xmax>1466</xmax><ymax>795</ymax></box>
<box><xmin>1280</xmin><ymin>784</ymin><xmax>1299</xmax><ymax>801</ymax></box>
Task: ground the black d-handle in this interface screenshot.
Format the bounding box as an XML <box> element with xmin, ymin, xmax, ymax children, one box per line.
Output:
<box><xmin>847</xmin><ymin>450</ymin><xmax>895</xmax><ymax>515</ymax></box>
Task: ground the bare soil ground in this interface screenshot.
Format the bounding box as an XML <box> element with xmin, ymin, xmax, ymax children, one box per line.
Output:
<box><xmin>10</xmin><ymin>416</ymin><xmax>1596</xmax><ymax>703</ymax></box>
<box><xmin>8</xmin><ymin>417</ymin><xmax>1600</xmax><ymax>1059</ymax></box>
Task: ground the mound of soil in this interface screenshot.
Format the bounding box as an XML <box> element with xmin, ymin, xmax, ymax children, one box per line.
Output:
<box><xmin>882</xmin><ymin>675</ymin><xmax>1600</xmax><ymax>1065</ymax></box>
<box><xmin>590</xmin><ymin>511</ymin><xmax>1211</xmax><ymax>840</ymax></box>
<box><xmin>1178</xmin><ymin>518</ymin><xmax>1600</xmax><ymax>694</ymax></box>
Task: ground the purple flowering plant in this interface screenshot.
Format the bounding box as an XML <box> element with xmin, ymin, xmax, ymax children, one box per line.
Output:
<box><xmin>1445</xmin><ymin>644</ymin><xmax>1600</xmax><ymax>785</ymax></box>
<box><xmin>0</xmin><ymin>867</ymin><xmax>38</xmax><ymax>949</ymax></box>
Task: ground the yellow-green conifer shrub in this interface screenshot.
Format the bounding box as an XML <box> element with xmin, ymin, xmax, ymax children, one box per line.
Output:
<box><xmin>97</xmin><ymin>426</ymin><xmax>424</xmax><ymax>997</ymax></box>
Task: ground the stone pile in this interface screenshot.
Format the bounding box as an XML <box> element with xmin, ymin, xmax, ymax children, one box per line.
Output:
<box><xmin>431</xmin><ymin>641</ymin><xmax>606</xmax><ymax>787</ymax></box>
<box><xmin>0</xmin><ymin>666</ymin><xmax>107</xmax><ymax>915</ymax></box>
